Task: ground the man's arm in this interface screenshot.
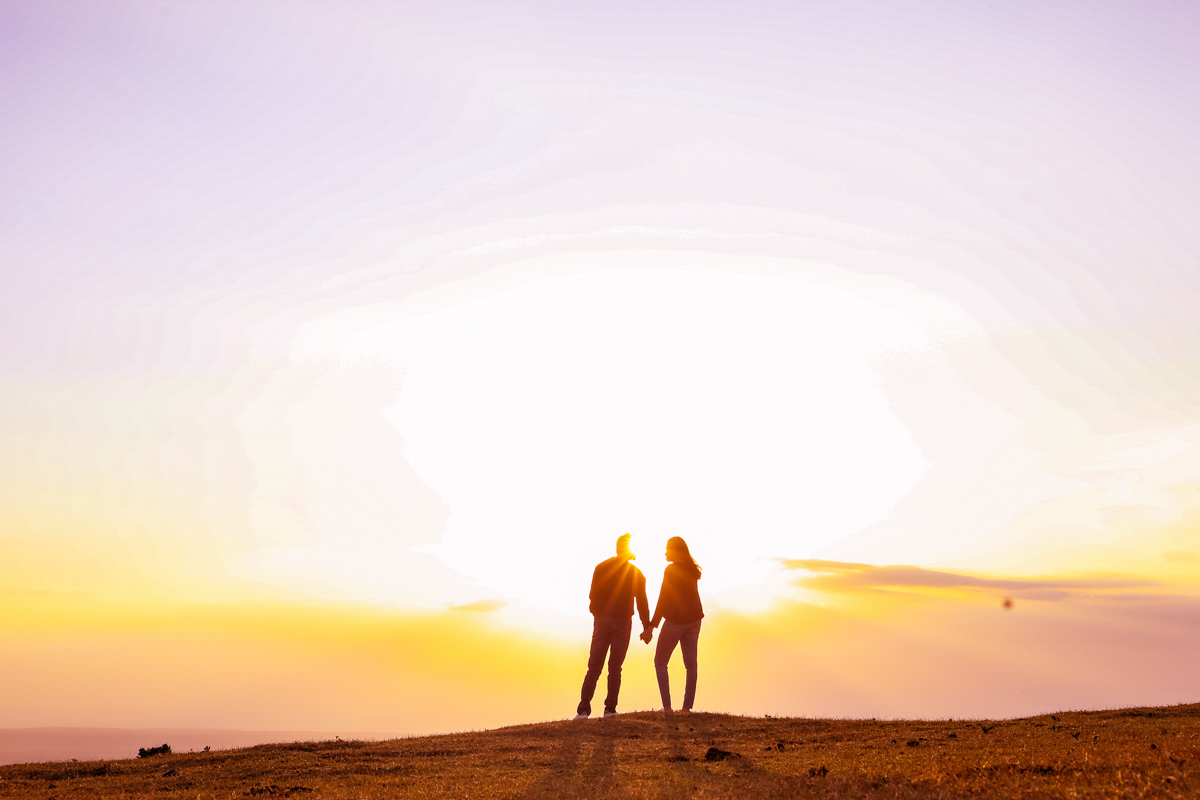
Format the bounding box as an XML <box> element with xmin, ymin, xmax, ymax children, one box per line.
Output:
<box><xmin>638</xmin><ymin>571</ymin><xmax>655</xmax><ymax>643</ymax></box>
<box><xmin>588</xmin><ymin>563</ymin><xmax>602</xmax><ymax>613</ymax></box>
<box><xmin>635</xmin><ymin>570</ymin><xmax>651</xmax><ymax>629</ymax></box>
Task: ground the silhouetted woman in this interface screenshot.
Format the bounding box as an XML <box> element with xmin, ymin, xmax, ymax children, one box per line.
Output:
<box><xmin>648</xmin><ymin>537</ymin><xmax>704</xmax><ymax>713</ymax></box>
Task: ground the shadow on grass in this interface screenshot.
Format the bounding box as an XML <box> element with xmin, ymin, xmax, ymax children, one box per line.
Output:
<box><xmin>515</xmin><ymin>719</ymin><xmax>630</xmax><ymax>800</ymax></box>
<box><xmin>514</xmin><ymin>723</ymin><xmax>586</xmax><ymax>799</ymax></box>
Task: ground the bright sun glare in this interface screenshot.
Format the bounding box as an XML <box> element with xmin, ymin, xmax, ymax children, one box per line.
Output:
<box><xmin>287</xmin><ymin>252</ymin><xmax>975</xmax><ymax>617</ymax></box>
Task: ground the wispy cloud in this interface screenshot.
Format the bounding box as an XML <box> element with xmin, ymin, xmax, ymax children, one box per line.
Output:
<box><xmin>779</xmin><ymin>559</ymin><xmax>1159</xmax><ymax>601</ymax></box>
<box><xmin>447</xmin><ymin>599</ymin><xmax>507</xmax><ymax>614</ymax></box>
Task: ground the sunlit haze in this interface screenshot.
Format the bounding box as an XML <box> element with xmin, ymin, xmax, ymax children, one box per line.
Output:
<box><xmin>283</xmin><ymin>258</ymin><xmax>968</xmax><ymax>615</ymax></box>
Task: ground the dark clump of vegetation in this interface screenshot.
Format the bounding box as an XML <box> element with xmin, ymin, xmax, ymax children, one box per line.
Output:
<box><xmin>704</xmin><ymin>746</ymin><xmax>736</xmax><ymax>762</ymax></box>
<box><xmin>248</xmin><ymin>786</ymin><xmax>313</xmax><ymax>796</ymax></box>
<box><xmin>3</xmin><ymin>703</ymin><xmax>1200</xmax><ymax>799</ymax></box>
<box><xmin>136</xmin><ymin>744</ymin><xmax>170</xmax><ymax>759</ymax></box>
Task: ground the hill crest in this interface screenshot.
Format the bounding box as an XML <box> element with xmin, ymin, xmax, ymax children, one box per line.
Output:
<box><xmin>2</xmin><ymin>704</ymin><xmax>1198</xmax><ymax>798</ymax></box>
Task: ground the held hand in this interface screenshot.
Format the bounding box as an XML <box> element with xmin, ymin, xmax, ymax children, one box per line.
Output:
<box><xmin>640</xmin><ymin>628</ymin><xmax>653</xmax><ymax>644</ymax></box>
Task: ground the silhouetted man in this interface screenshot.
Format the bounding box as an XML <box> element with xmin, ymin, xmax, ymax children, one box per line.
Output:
<box><xmin>574</xmin><ymin>534</ymin><xmax>651</xmax><ymax>719</ymax></box>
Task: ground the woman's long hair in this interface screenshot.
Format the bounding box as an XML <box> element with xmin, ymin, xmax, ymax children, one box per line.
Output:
<box><xmin>666</xmin><ymin>536</ymin><xmax>701</xmax><ymax>578</ymax></box>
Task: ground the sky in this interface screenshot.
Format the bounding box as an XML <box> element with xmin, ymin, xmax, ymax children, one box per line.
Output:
<box><xmin>3</xmin><ymin>0</ymin><xmax>1200</xmax><ymax>740</ymax></box>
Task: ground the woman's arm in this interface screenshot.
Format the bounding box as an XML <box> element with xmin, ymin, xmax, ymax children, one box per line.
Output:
<box><xmin>650</xmin><ymin>575</ymin><xmax>667</xmax><ymax>628</ymax></box>
<box><xmin>651</xmin><ymin>565</ymin><xmax>677</xmax><ymax>628</ymax></box>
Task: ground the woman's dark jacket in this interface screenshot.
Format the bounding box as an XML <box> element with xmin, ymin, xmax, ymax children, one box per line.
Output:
<box><xmin>651</xmin><ymin>562</ymin><xmax>704</xmax><ymax>626</ymax></box>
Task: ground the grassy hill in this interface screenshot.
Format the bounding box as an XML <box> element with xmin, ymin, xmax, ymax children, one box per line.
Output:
<box><xmin>2</xmin><ymin>704</ymin><xmax>1198</xmax><ymax>799</ymax></box>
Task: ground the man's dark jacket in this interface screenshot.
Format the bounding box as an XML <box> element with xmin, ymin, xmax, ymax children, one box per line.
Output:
<box><xmin>589</xmin><ymin>556</ymin><xmax>651</xmax><ymax>626</ymax></box>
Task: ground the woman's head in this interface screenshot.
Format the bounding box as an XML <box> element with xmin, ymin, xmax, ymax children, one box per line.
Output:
<box><xmin>665</xmin><ymin>537</ymin><xmax>701</xmax><ymax>577</ymax></box>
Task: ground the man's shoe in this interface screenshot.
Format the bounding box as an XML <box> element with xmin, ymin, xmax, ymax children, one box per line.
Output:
<box><xmin>573</xmin><ymin>714</ymin><xmax>589</xmax><ymax>721</ymax></box>
<box><xmin>602</xmin><ymin>711</ymin><xmax>618</xmax><ymax>718</ymax></box>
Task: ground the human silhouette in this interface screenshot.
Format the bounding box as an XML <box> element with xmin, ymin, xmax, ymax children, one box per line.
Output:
<box><xmin>646</xmin><ymin>537</ymin><xmax>704</xmax><ymax>713</ymax></box>
<box><xmin>574</xmin><ymin>533</ymin><xmax>651</xmax><ymax>719</ymax></box>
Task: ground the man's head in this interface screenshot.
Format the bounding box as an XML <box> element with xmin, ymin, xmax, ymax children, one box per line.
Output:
<box><xmin>616</xmin><ymin>533</ymin><xmax>635</xmax><ymax>561</ymax></box>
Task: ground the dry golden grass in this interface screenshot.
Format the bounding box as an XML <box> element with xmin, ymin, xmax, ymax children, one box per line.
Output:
<box><xmin>4</xmin><ymin>704</ymin><xmax>1199</xmax><ymax>799</ymax></box>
